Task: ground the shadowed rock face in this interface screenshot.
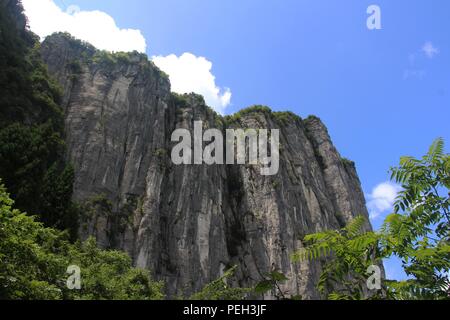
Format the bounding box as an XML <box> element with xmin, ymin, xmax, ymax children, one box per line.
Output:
<box><xmin>41</xmin><ymin>33</ymin><xmax>371</xmax><ymax>299</ymax></box>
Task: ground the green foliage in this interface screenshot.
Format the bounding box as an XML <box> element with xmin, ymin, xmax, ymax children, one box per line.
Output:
<box><xmin>91</xmin><ymin>51</ymin><xmax>119</xmax><ymax>67</ymax></box>
<box><xmin>40</xmin><ymin>164</ymin><xmax>79</xmax><ymax>239</ymax></box>
<box><xmin>153</xmin><ymin>148</ymin><xmax>167</xmax><ymax>158</ymax></box>
<box><xmin>0</xmin><ymin>0</ymin><xmax>36</xmax><ymax>124</ymax></box>
<box><xmin>341</xmin><ymin>157</ymin><xmax>356</xmax><ymax>168</ymax></box>
<box><xmin>305</xmin><ymin>115</ymin><xmax>322</xmax><ymax>122</ymax></box>
<box><xmin>239</xmin><ymin>105</ymin><xmax>272</xmax><ymax>116</ymax></box>
<box><xmin>292</xmin><ymin>138</ymin><xmax>450</xmax><ymax>300</ymax></box>
<box><xmin>49</xmin><ymin>32</ymin><xmax>96</xmax><ymax>55</ymax></box>
<box><xmin>91</xmin><ymin>50</ymin><xmax>150</xmax><ymax>69</ymax></box>
<box><xmin>1</xmin><ymin>179</ymin><xmax>250</xmax><ymax>301</ymax></box>
<box><xmin>0</xmin><ymin>0</ymin><xmax>78</xmax><ymax>235</ymax></box>
<box><xmin>273</xmin><ymin>111</ymin><xmax>301</xmax><ymax>125</ymax></box>
<box><xmin>382</xmin><ymin>137</ymin><xmax>449</xmax><ymax>299</ymax></box>
<box><xmin>271</xmin><ymin>180</ymin><xmax>281</xmax><ymax>189</ymax></box>
<box><xmin>66</xmin><ymin>238</ymin><xmax>164</xmax><ymax>300</ymax></box>
<box><xmin>292</xmin><ymin>216</ymin><xmax>383</xmax><ymax>300</ymax></box>
<box><xmin>254</xmin><ymin>270</ymin><xmax>289</xmax><ymax>299</ymax></box>
<box><xmin>172</xmin><ymin>92</ymin><xmax>207</xmax><ymax>108</ymax></box>
<box><xmin>78</xmin><ymin>194</ymin><xmax>113</xmax><ymax>227</ymax></box>
<box><xmin>171</xmin><ymin>92</ymin><xmax>191</xmax><ymax>109</ymax></box>
<box><xmin>68</xmin><ymin>59</ymin><xmax>83</xmax><ymax>74</ymax></box>
<box><xmin>224</xmin><ymin>105</ymin><xmax>272</xmax><ymax>124</ymax></box>
<box><xmin>223</xmin><ymin>105</ymin><xmax>302</xmax><ymax>127</ymax></box>
<box><xmin>48</xmin><ymin>32</ymin><xmax>169</xmax><ymax>81</ymax></box>
<box><xmin>0</xmin><ymin>121</ymin><xmax>78</xmax><ymax>235</ymax></box>
<box><xmin>0</xmin><ymin>1</ymin><xmax>63</xmax><ymax>126</ymax></box>
<box><xmin>171</xmin><ymin>92</ymin><xmax>225</xmax><ymax>125</ymax></box>
<box><xmin>0</xmin><ymin>181</ymin><xmax>164</xmax><ymax>300</ymax></box>
<box><xmin>190</xmin><ymin>266</ymin><xmax>250</xmax><ymax>300</ymax></box>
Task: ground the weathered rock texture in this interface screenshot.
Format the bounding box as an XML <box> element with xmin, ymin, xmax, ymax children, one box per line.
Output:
<box><xmin>41</xmin><ymin>33</ymin><xmax>371</xmax><ymax>299</ymax></box>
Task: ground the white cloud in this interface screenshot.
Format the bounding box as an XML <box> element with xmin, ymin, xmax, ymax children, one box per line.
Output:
<box><xmin>152</xmin><ymin>53</ymin><xmax>232</xmax><ymax>114</ymax></box>
<box><xmin>23</xmin><ymin>1</ymin><xmax>231</xmax><ymax>113</ymax></box>
<box><xmin>422</xmin><ymin>42</ymin><xmax>439</xmax><ymax>59</ymax></box>
<box><xmin>367</xmin><ymin>182</ymin><xmax>402</xmax><ymax>220</ymax></box>
<box><xmin>22</xmin><ymin>0</ymin><xmax>146</xmax><ymax>52</ymax></box>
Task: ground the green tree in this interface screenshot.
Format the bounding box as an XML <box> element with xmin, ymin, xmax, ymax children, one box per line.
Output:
<box><xmin>65</xmin><ymin>238</ymin><xmax>164</xmax><ymax>300</ymax></box>
<box><xmin>292</xmin><ymin>216</ymin><xmax>383</xmax><ymax>300</ymax></box>
<box><xmin>0</xmin><ymin>180</ymin><xmax>164</xmax><ymax>300</ymax></box>
<box><xmin>0</xmin><ymin>0</ymin><xmax>78</xmax><ymax>235</ymax></box>
<box><xmin>292</xmin><ymin>138</ymin><xmax>450</xmax><ymax>300</ymax></box>
<box><xmin>383</xmin><ymin>138</ymin><xmax>450</xmax><ymax>299</ymax></box>
<box><xmin>190</xmin><ymin>266</ymin><xmax>250</xmax><ymax>300</ymax></box>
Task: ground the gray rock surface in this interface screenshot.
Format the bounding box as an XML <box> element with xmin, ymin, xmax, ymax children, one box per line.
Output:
<box><xmin>41</xmin><ymin>33</ymin><xmax>372</xmax><ymax>299</ymax></box>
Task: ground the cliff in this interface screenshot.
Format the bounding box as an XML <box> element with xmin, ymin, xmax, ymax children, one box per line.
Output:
<box><xmin>40</xmin><ymin>33</ymin><xmax>372</xmax><ymax>299</ymax></box>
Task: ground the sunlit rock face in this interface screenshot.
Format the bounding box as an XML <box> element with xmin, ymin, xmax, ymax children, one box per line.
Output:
<box><xmin>41</xmin><ymin>33</ymin><xmax>371</xmax><ymax>299</ymax></box>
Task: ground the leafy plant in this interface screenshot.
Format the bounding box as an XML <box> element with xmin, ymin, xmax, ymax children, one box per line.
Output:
<box><xmin>254</xmin><ymin>270</ymin><xmax>289</xmax><ymax>299</ymax></box>
<box><xmin>0</xmin><ymin>180</ymin><xmax>164</xmax><ymax>300</ymax></box>
<box><xmin>292</xmin><ymin>216</ymin><xmax>384</xmax><ymax>300</ymax></box>
<box><xmin>190</xmin><ymin>266</ymin><xmax>250</xmax><ymax>300</ymax></box>
<box><xmin>382</xmin><ymin>137</ymin><xmax>450</xmax><ymax>299</ymax></box>
<box><xmin>0</xmin><ymin>0</ymin><xmax>78</xmax><ymax>235</ymax></box>
<box><xmin>292</xmin><ymin>138</ymin><xmax>450</xmax><ymax>300</ymax></box>
<box><xmin>273</xmin><ymin>111</ymin><xmax>301</xmax><ymax>125</ymax></box>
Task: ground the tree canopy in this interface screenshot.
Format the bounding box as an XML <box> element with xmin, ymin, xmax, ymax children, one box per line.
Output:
<box><xmin>0</xmin><ymin>0</ymin><xmax>78</xmax><ymax>235</ymax></box>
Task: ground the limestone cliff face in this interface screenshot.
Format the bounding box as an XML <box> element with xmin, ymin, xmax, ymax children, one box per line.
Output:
<box><xmin>41</xmin><ymin>33</ymin><xmax>371</xmax><ymax>299</ymax></box>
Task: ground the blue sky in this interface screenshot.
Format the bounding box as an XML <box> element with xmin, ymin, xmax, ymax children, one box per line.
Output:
<box><xmin>24</xmin><ymin>0</ymin><xmax>449</xmax><ymax>281</ymax></box>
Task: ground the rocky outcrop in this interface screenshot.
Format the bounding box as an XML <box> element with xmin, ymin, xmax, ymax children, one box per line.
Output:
<box><xmin>40</xmin><ymin>33</ymin><xmax>371</xmax><ymax>299</ymax></box>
